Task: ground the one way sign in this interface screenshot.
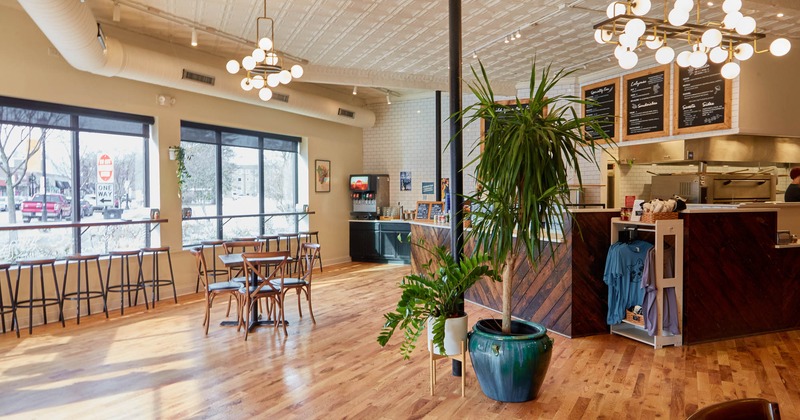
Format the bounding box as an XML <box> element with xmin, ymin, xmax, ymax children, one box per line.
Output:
<box><xmin>96</xmin><ymin>183</ymin><xmax>114</xmax><ymax>208</ymax></box>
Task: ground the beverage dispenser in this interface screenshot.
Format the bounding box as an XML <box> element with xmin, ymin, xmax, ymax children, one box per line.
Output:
<box><xmin>349</xmin><ymin>174</ymin><xmax>389</xmax><ymax>220</ymax></box>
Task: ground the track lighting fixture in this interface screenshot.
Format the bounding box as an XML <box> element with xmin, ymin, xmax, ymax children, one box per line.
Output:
<box><xmin>191</xmin><ymin>28</ymin><xmax>197</xmax><ymax>47</ymax></box>
<box><xmin>353</xmin><ymin>86</ymin><xmax>358</xmax><ymax>95</ymax></box>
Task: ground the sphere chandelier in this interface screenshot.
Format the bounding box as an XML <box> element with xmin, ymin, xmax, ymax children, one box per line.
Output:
<box><xmin>593</xmin><ymin>0</ymin><xmax>792</xmax><ymax>79</ymax></box>
<box><xmin>225</xmin><ymin>0</ymin><xmax>303</xmax><ymax>101</ymax></box>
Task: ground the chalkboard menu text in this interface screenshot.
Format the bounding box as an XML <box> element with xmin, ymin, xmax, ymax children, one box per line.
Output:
<box><xmin>429</xmin><ymin>202</ymin><xmax>445</xmax><ymax>218</ymax></box>
<box><xmin>623</xmin><ymin>65</ymin><xmax>670</xmax><ymax>141</ymax></box>
<box><xmin>480</xmin><ymin>98</ymin><xmax>531</xmax><ymax>152</ymax></box>
<box><xmin>415</xmin><ymin>202</ymin><xmax>430</xmax><ymax>220</ymax></box>
<box><xmin>673</xmin><ymin>62</ymin><xmax>731</xmax><ymax>134</ymax></box>
<box><xmin>582</xmin><ymin>78</ymin><xmax>618</xmax><ymax>141</ymax></box>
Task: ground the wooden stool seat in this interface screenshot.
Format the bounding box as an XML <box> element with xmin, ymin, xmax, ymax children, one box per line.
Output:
<box><xmin>61</xmin><ymin>254</ymin><xmax>108</xmax><ymax>325</ymax></box>
<box><xmin>65</xmin><ymin>254</ymin><xmax>102</xmax><ymax>261</ymax></box>
<box><xmin>15</xmin><ymin>258</ymin><xmax>64</xmax><ymax>335</ymax></box>
<box><xmin>109</xmin><ymin>250</ymin><xmax>141</xmax><ymax>257</ymax></box>
<box><xmin>140</xmin><ymin>246</ymin><xmax>169</xmax><ymax>253</ymax></box>
<box><xmin>257</xmin><ymin>235</ymin><xmax>281</xmax><ymax>252</ymax></box>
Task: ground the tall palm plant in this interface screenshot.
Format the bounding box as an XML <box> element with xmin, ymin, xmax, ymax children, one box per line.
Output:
<box><xmin>459</xmin><ymin>61</ymin><xmax>613</xmax><ymax>334</ymax></box>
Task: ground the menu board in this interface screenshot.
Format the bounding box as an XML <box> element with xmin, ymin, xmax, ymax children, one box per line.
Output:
<box><xmin>429</xmin><ymin>202</ymin><xmax>445</xmax><ymax>218</ymax></box>
<box><xmin>480</xmin><ymin>98</ymin><xmax>531</xmax><ymax>152</ymax></box>
<box><xmin>415</xmin><ymin>201</ymin><xmax>430</xmax><ymax>220</ymax></box>
<box><xmin>673</xmin><ymin>62</ymin><xmax>731</xmax><ymax>134</ymax></box>
<box><xmin>582</xmin><ymin>78</ymin><xmax>618</xmax><ymax>142</ymax></box>
<box><xmin>622</xmin><ymin>65</ymin><xmax>670</xmax><ymax>141</ymax></box>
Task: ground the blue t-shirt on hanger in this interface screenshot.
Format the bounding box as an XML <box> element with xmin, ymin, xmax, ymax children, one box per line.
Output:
<box><xmin>603</xmin><ymin>239</ymin><xmax>653</xmax><ymax>325</ymax></box>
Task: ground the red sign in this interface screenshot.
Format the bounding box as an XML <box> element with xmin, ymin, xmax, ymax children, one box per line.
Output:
<box><xmin>97</xmin><ymin>153</ymin><xmax>114</xmax><ymax>182</ymax></box>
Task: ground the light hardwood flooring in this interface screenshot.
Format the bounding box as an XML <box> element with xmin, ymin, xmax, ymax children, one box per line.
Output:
<box><xmin>1</xmin><ymin>262</ymin><xmax>799</xmax><ymax>419</ymax></box>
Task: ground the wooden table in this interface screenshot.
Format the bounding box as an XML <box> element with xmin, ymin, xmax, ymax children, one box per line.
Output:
<box><xmin>218</xmin><ymin>254</ymin><xmax>292</xmax><ymax>330</ymax></box>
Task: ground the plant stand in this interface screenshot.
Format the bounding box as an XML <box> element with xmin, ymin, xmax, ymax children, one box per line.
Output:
<box><xmin>429</xmin><ymin>340</ymin><xmax>465</xmax><ymax>397</ymax></box>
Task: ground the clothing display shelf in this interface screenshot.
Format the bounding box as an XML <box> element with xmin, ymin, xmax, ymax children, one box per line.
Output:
<box><xmin>609</xmin><ymin>217</ymin><xmax>684</xmax><ymax>349</ymax></box>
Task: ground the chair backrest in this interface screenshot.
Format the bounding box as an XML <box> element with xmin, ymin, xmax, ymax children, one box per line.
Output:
<box><xmin>241</xmin><ymin>251</ymin><xmax>290</xmax><ymax>294</ymax></box>
<box><xmin>189</xmin><ymin>248</ymin><xmax>209</xmax><ymax>290</ymax></box>
<box><xmin>299</xmin><ymin>243</ymin><xmax>321</xmax><ymax>281</ymax></box>
<box><xmin>687</xmin><ymin>398</ymin><xmax>780</xmax><ymax>420</ymax></box>
<box><xmin>223</xmin><ymin>240</ymin><xmax>263</xmax><ymax>255</ymax></box>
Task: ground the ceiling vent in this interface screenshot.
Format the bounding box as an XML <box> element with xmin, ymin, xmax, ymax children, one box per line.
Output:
<box><xmin>338</xmin><ymin>108</ymin><xmax>356</xmax><ymax>119</ymax></box>
<box><xmin>182</xmin><ymin>69</ymin><xmax>215</xmax><ymax>86</ymax></box>
<box><xmin>272</xmin><ymin>93</ymin><xmax>289</xmax><ymax>103</ymax></box>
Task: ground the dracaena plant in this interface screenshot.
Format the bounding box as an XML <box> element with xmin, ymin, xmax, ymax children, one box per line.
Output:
<box><xmin>377</xmin><ymin>242</ymin><xmax>499</xmax><ymax>359</ymax></box>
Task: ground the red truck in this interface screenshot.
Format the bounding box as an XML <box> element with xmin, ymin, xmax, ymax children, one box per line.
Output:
<box><xmin>21</xmin><ymin>193</ymin><xmax>72</xmax><ymax>222</ymax></box>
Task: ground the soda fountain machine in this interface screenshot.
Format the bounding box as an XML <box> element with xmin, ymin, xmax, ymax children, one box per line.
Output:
<box><xmin>349</xmin><ymin>174</ymin><xmax>389</xmax><ymax>220</ymax></box>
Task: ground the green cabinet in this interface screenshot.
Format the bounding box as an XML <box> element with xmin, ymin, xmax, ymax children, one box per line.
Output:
<box><xmin>350</xmin><ymin>221</ymin><xmax>410</xmax><ymax>264</ymax></box>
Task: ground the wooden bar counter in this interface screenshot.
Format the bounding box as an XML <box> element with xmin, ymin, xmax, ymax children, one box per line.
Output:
<box><xmin>409</xmin><ymin>209</ymin><xmax>617</xmax><ymax>338</ymax></box>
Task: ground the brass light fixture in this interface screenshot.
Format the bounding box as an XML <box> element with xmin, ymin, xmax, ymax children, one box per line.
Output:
<box><xmin>225</xmin><ymin>0</ymin><xmax>303</xmax><ymax>101</ymax></box>
<box><xmin>593</xmin><ymin>0</ymin><xmax>792</xmax><ymax>79</ymax></box>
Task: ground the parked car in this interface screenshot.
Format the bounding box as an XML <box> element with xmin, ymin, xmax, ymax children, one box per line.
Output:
<box><xmin>21</xmin><ymin>193</ymin><xmax>72</xmax><ymax>222</ymax></box>
<box><xmin>80</xmin><ymin>199</ymin><xmax>94</xmax><ymax>217</ymax></box>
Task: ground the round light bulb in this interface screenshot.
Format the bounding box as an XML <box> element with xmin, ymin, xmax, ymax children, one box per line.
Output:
<box><xmin>625</xmin><ymin>19</ymin><xmax>646</xmax><ymax>38</ymax></box>
<box><xmin>619</xmin><ymin>50</ymin><xmax>639</xmax><ymax>70</ymax></box>
<box><xmin>240</xmin><ymin>77</ymin><xmax>253</xmax><ymax>91</ymax></box>
<box><xmin>674</xmin><ymin>0</ymin><xmax>694</xmax><ymax>13</ymax></box>
<box><xmin>252</xmin><ymin>48</ymin><xmax>266</xmax><ymax>62</ymax></box>
<box><xmin>631</xmin><ymin>0</ymin><xmax>651</xmax><ymax>16</ymax></box>
<box><xmin>279</xmin><ymin>69</ymin><xmax>292</xmax><ymax>84</ymax></box>
<box><xmin>722</xmin><ymin>0</ymin><xmax>742</xmax><ymax>14</ymax></box>
<box><xmin>614</xmin><ymin>45</ymin><xmax>626</xmax><ymax>60</ymax></box>
<box><xmin>709</xmin><ymin>47</ymin><xmax>728</xmax><ymax>63</ymax></box>
<box><xmin>619</xmin><ymin>32</ymin><xmax>639</xmax><ymax>49</ymax></box>
<box><xmin>668</xmin><ymin>9</ymin><xmax>690</xmax><ymax>26</ymax></box>
<box><xmin>251</xmin><ymin>75</ymin><xmax>265</xmax><ymax>89</ymax></box>
<box><xmin>258</xmin><ymin>37</ymin><xmax>273</xmax><ymax>51</ymax></box>
<box><xmin>655</xmin><ymin>45</ymin><xmax>675</xmax><ymax>64</ymax></box>
<box><xmin>645</xmin><ymin>35</ymin><xmax>664</xmax><ymax>50</ymax></box>
<box><xmin>226</xmin><ymin>59</ymin><xmax>240</xmax><ymax>74</ymax></box>
<box><xmin>721</xmin><ymin>61</ymin><xmax>740</xmax><ymax>79</ymax></box>
<box><xmin>723</xmin><ymin>11</ymin><xmax>743</xmax><ymax>29</ymax></box>
<box><xmin>606</xmin><ymin>2</ymin><xmax>626</xmax><ymax>18</ymax></box>
<box><xmin>701</xmin><ymin>29</ymin><xmax>722</xmax><ymax>49</ymax></box>
<box><xmin>265</xmin><ymin>52</ymin><xmax>279</xmax><ymax>66</ymax></box>
<box><xmin>690</xmin><ymin>50</ymin><xmax>708</xmax><ymax>68</ymax></box>
<box><xmin>594</xmin><ymin>29</ymin><xmax>613</xmax><ymax>44</ymax></box>
<box><xmin>258</xmin><ymin>87</ymin><xmax>273</xmax><ymax>101</ymax></box>
<box><xmin>734</xmin><ymin>43</ymin><xmax>754</xmax><ymax>60</ymax></box>
<box><xmin>770</xmin><ymin>38</ymin><xmax>792</xmax><ymax>56</ymax></box>
<box><xmin>676</xmin><ymin>50</ymin><xmax>692</xmax><ymax>67</ymax></box>
<box><xmin>290</xmin><ymin>64</ymin><xmax>304</xmax><ymax>78</ymax></box>
<box><xmin>736</xmin><ymin>16</ymin><xmax>756</xmax><ymax>35</ymax></box>
<box><xmin>267</xmin><ymin>73</ymin><xmax>280</xmax><ymax>87</ymax></box>
<box><xmin>242</xmin><ymin>56</ymin><xmax>256</xmax><ymax>71</ymax></box>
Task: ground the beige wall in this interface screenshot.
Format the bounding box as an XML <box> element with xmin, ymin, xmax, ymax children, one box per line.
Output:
<box><xmin>739</xmin><ymin>49</ymin><xmax>800</xmax><ymax>138</ymax></box>
<box><xmin>0</xmin><ymin>4</ymin><xmax>361</xmax><ymax>325</ymax></box>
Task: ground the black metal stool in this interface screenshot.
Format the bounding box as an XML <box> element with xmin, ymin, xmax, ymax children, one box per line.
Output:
<box><xmin>0</xmin><ymin>263</ymin><xmax>19</xmax><ymax>337</ymax></box>
<box><xmin>61</xmin><ymin>254</ymin><xmax>108</xmax><ymax>324</ymax></box>
<box><xmin>139</xmin><ymin>246</ymin><xmax>177</xmax><ymax>307</ymax></box>
<box><xmin>14</xmin><ymin>258</ymin><xmax>64</xmax><ymax>335</ymax></box>
<box><xmin>106</xmin><ymin>250</ymin><xmax>148</xmax><ymax>315</ymax></box>
<box><xmin>278</xmin><ymin>233</ymin><xmax>301</xmax><ymax>273</ymax></box>
<box><xmin>195</xmin><ymin>240</ymin><xmax>227</xmax><ymax>293</ymax></box>
<box><xmin>299</xmin><ymin>230</ymin><xmax>323</xmax><ymax>272</ymax></box>
<box><xmin>257</xmin><ymin>235</ymin><xmax>281</xmax><ymax>251</ymax></box>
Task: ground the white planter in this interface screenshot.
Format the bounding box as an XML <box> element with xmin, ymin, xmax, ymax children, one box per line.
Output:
<box><xmin>427</xmin><ymin>313</ymin><xmax>468</xmax><ymax>356</ymax></box>
<box><xmin>168</xmin><ymin>146</ymin><xmax>179</xmax><ymax>161</ymax></box>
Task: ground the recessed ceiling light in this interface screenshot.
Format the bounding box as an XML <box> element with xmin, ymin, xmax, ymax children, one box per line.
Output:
<box><xmin>707</xmin><ymin>1</ymin><xmax>713</xmax><ymax>6</ymax></box>
<box><xmin>777</xmin><ymin>12</ymin><xmax>784</xmax><ymax>17</ymax></box>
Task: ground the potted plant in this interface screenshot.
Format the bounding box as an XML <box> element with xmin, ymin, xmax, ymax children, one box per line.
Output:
<box><xmin>457</xmin><ymin>62</ymin><xmax>612</xmax><ymax>402</ymax></box>
<box><xmin>377</xmin><ymin>243</ymin><xmax>498</xmax><ymax>359</ymax></box>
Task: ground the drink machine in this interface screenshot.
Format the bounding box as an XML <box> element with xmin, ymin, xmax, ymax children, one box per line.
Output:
<box><xmin>349</xmin><ymin>174</ymin><xmax>389</xmax><ymax>220</ymax></box>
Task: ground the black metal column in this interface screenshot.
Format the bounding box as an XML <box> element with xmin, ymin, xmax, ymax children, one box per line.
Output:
<box><xmin>449</xmin><ymin>0</ymin><xmax>464</xmax><ymax>378</ymax></box>
<box><xmin>435</xmin><ymin>90</ymin><xmax>442</xmax><ymax>202</ymax></box>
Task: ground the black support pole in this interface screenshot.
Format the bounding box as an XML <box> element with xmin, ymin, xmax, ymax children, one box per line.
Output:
<box><xmin>435</xmin><ymin>90</ymin><xmax>442</xmax><ymax>202</ymax></box>
<box><xmin>449</xmin><ymin>0</ymin><xmax>464</xmax><ymax>378</ymax></box>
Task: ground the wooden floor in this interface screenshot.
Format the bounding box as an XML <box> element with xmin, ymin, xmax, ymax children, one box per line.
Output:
<box><xmin>1</xmin><ymin>262</ymin><xmax>799</xmax><ymax>419</ymax></box>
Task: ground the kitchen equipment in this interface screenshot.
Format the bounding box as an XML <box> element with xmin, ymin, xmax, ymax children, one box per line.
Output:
<box><xmin>777</xmin><ymin>230</ymin><xmax>793</xmax><ymax>245</ymax></box>
<box><xmin>349</xmin><ymin>174</ymin><xmax>389</xmax><ymax>220</ymax></box>
<box><xmin>650</xmin><ymin>173</ymin><xmax>776</xmax><ymax>204</ymax></box>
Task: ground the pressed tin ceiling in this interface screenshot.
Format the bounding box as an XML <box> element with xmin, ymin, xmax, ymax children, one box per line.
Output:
<box><xmin>78</xmin><ymin>0</ymin><xmax>800</xmax><ymax>100</ymax></box>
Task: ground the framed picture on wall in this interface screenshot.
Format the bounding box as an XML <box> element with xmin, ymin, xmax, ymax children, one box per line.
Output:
<box><xmin>315</xmin><ymin>160</ymin><xmax>331</xmax><ymax>193</ymax></box>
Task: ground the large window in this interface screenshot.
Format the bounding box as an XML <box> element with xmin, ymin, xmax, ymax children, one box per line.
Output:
<box><xmin>180</xmin><ymin>121</ymin><xmax>300</xmax><ymax>247</ymax></box>
<box><xmin>0</xmin><ymin>96</ymin><xmax>153</xmax><ymax>261</ymax></box>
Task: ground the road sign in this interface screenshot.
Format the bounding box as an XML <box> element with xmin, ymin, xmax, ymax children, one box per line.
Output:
<box><xmin>96</xmin><ymin>183</ymin><xmax>114</xmax><ymax>207</ymax></box>
<box><xmin>97</xmin><ymin>153</ymin><xmax>114</xmax><ymax>183</ymax></box>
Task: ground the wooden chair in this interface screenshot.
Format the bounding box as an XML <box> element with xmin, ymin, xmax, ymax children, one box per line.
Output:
<box><xmin>687</xmin><ymin>398</ymin><xmax>781</xmax><ymax>420</ymax></box>
<box><xmin>223</xmin><ymin>241</ymin><xmax>263</xmax><ymax>279</ymax></box>
<box><xmin>277</xmin><ymin>243</ymin><xmax>320</xmax><ymax>324</ymax></box>
<box><xmin>190</xmin><ymin>248</ymin><xmax>241</xmax><ymax>335</ymax></box>
<box><xmin>239</xmin><ymin>251</ymin><xmax>290</xmax><ymax>340</ymax></box>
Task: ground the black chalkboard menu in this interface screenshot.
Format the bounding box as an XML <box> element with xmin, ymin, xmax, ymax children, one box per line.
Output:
<box><xmin>415</xmin><ymin>202</ymin><xmax>430</xmax><ymax>220</ymax></box>
<box><xmin>673</xmin><ymin>62</ymin><xmax>731</xmax><ymax>134</ymax></box>
<box><xmin>480</xmin><ymin>98</ymin><xmax>531</xmax><ymax>152</ymax></box>
<box><xmin>582</xmin><ymin>78</ymin><xmax>618</xmax><ymax>141</ymax></box>
<box><xmin>429</xmin><ymin>202</ymin><xmax>445</xmax><ymax>218</ymax></box>
<box><xmin>623</xmin><ymin>65</ymin><xmax>670</xmax><ymax>141</ymax></box>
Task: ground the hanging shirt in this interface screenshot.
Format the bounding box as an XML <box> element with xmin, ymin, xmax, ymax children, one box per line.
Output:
<box><xmin>641</xmin><ymin>246</ymin><xmax>680</xmax><ymax>336</ymax></box>
<box><xmin>604</xmin><ymin>239</ymin><xmax>653</xmax><ymax>325</ymax></box>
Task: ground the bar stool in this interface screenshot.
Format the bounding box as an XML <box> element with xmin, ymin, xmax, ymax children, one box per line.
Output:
<box><xmin>61</xmin><ymin>254</ymin><xmax>108</xmax><ymax>325</ymax></box>
<box><xmin>106</xmin><ymin>250</ymin><xmax>148</xmax><ymax>315</ymax></box>
<box><xmin>257</xmin><ymin>235</ymin><xmax>281</xmax><ymax>251</ymax></box>
<box><xmin>232</xmin><ymin>237</ymin><xmax>257</xmax><ymax>241</ymax></box>
<box><xmin>298</xmin><ymin>230</ymin><xmax>323</xmax><ymax>272</ymax></box>
<box><xmin>14</xmin><ymin>258</ymin><xmax>64</xmax><ymax>335</ymax></box>
<box><xmin>139</xmin><ymin>246</ymin><xmax>177</xmax><ymax>307</ymax></box>
<box><xmin>0</xmin><ymin>263</ymin><xmax>19</xmax><ymax>337</ymax></box>
<box><xmin>195</xmin><ymin>240</ymin><xmax>227</xmax><ymax>293</ymax></box>
<box><xmin>278</xmin><ymin>233</ymin><xmax>301</xmax><ymax>273</ymax></box>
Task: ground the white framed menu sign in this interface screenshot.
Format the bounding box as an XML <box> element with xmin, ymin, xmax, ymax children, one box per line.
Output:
<box><xmin>622</xmin><ymin>65</ymin><xmax>670</xmax><ymax>141</ymax></box>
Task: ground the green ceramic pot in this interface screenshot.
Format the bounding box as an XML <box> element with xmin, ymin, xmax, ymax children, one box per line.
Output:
<box><xmin>468</xmin><ymin>319</ymin><xmax>553</xmax><ymax>402</ymax></box>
